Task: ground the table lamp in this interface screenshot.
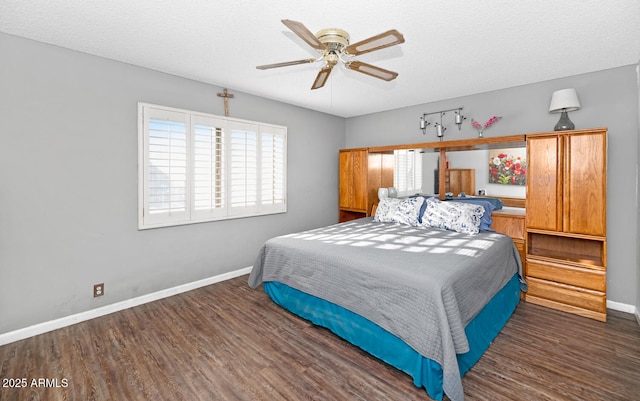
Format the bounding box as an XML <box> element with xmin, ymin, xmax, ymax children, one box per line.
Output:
<box><xmin>549</xmin><ymin>88</ymin><xmax>581</xmax><ymax>131</ymax></box>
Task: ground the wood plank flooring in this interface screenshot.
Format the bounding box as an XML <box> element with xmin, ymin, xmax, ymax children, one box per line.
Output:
<box><xmin>1</xmin><ymin>275</ymin><xmax>639</xmax><ymax>401</ymax></box>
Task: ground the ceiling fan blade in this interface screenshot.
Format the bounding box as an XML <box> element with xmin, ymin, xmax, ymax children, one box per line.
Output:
<box><xmin>346</xmin><ymin>60</ymin><xmax>398</xmax><ymax>81</ymax></box>
<box><xmin>344</xmin><ymin>29</ymin><xmax>405</xmax><ymax>56</ymax></box>
<box><xmin>281</xmin><ymin>19</ymin><xmax>325</xmax><ymax>51</ymax></box>
<box><xmin>256</xmin><ymin>58</ymin><xmax>316</xmax><ymax>70</ymax></box>
<box><xmin>311</xmin><ymin>66</ymin><xmax>333</xmax><ymax>90</ymax></box>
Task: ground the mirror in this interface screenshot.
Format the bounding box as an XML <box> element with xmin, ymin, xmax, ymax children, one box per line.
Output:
<box><xmin>417</xmin><ymin>148</ymin><xmax>526</xmax><ymax>199</ymax></box>
<box><xmin>369</xmin><ymin>134</ymin><xmax>527</xmax><ymax>206</ymax></box>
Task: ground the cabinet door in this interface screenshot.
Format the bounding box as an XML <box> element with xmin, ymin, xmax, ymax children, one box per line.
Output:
<box><xmin>339</xmin><ymin>149</ymin><xmax>368</xmax><ymax>211</ymax></box>
<box><xmin>526</xmin><ymin>135</ymin><xmax>562</xmax><ymax>231</ymax></box>
<box><xmin>564</xmin><ymin>132</ymin><xmax>607</xmax><ymax>236</ymax></box>
<box><xmin>339</xmin><ymin>151</ymin><xmax>353</xmax><ymax>209</ymax></box>
<box><xmin>447</xmin><ymin>169</ymin><xmax>475</xmax><ymax>197</ymax></box>
<box><xmin>351</xmin><ymin>150</ymin><xmax>368</xmax><ymax>210</ymax></box>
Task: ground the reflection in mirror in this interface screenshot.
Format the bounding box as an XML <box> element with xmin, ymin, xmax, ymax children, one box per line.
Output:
<box><xmin>418</xmin><ymin>148</ymin><xmax>526</xmax><ymax>199</ymax></box>
<box><xmin>421</xmin><ymin>152</ymin><xmax>440</xmax><ymax>195</ymax></box>
<box><xmin>393</xmin><ymin>149</ymin><xmax>423</xmax><ymax>196</ymax></box>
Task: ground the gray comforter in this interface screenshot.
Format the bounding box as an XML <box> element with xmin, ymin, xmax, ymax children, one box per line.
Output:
<box><xmin>248</xmin><ymin>218</ymin><xmax>520</xmax><ymax>401</ymax></box>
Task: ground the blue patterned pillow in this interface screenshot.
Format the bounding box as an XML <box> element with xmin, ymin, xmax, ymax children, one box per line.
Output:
<box><xmin>421</xmin><ymin>198</ymin><xmax>484</xmax><ymax>234</ymax></box>
<box><xmin>446</xmin><ymin>199</ymin><xmax>496</xmax><ymax>231</ymax></box>
<box><xmin>374</xmin><ymin>197</ymin><xmax>425</xmax><ymax>226</ymax></box>
<box><xmin>373</xmin><ymin>198</ymin><xmax>399</xmax><ymax>223</ymax></box>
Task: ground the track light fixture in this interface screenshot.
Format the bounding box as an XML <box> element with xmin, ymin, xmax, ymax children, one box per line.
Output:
<box><xmin>454</xmin><ymin>110</ymin><xmax>466</xmax><ymax>130</ymax></box>
<box><xmin>420</xmin><ymin>107</ymin><xmax>465</xmax><ymax>139</ymax></box>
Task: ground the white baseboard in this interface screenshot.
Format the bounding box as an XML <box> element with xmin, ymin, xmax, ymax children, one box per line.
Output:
<box><xmin>0</xmin><ymin>267</ymin><xmax>253</xmax><ymax>346</ymax></box>
<box><xmin>606</xmin><ymin>300</ymin><xmax>637</xmax><ymax>315</ymax></box>
<box><xmin>2</xmin><ymin>271</ymin><xmax>636</xmax><ymax>346</ymax></box>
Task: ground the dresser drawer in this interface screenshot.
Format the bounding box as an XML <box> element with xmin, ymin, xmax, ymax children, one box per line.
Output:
<box><xmin>526</xmin><ymin>259</ymin><xmax>605</xmax><ymax>292</ymax></box>
<box><xmin>492</xmin><ymin>211</ymin><xmax>525</xmax><ymax>240</ymax></box>
<box><xmin>526</xmin><ymin>277</ymin><xmax>606</xmax><ymax>313</ymax></box>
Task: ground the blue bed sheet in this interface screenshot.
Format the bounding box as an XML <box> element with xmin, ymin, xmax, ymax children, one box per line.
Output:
<box><xmin>263</xmin><ymin>273</ymin><xmax>520</xmax><ymax>401</ymax></box>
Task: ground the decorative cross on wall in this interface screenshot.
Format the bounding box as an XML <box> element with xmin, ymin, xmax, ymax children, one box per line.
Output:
<box><xmin>216</xmin><ymin>88</ymin><xmax>234</xmax><ymax>117</ymax></box>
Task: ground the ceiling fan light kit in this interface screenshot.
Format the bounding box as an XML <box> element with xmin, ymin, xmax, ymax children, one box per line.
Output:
<box><xmin>257</xmin><ymin>19</ymin><xmax>405</xmax><ymax>90</ymax></box>
<box><xmin>316</xmin><ymin>28</ymin><xmax>350</xmax><ymax>49</ymax></box>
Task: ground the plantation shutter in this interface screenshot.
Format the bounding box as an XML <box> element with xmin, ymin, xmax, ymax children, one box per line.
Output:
<box><xmin>142</xmin><ymin>108</ymin><xmax>189</xmax><ymax>226</ymax></box>
<box><xmin>229</xmin><ymin>122</ymin><xmax>258</xmax><ymax>215</ymax></box>
<box><xmin>394</xmin><ymin>149</ymin><xmax>423</xmax><ymax>196</ymax></box>
<box><xmin>191</xmin><ymin>115</ymin><xmax>226</xmax><ymax>219</ymax></box>
<box><xmin>260</xmin><ymin>126</ymin><xmax>286</xmax><ymax>211</ymax></box>
<box><xmin>139</xmin><ymin>103</ymin><xmax>287</xmax><ymax>229</ymax></box>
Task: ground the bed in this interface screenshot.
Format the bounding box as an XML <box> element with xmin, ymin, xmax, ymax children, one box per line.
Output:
<box><xmin>248</xmin><ymin>197</ymin><xmax>524</xmax><ymax>401</ymax></box>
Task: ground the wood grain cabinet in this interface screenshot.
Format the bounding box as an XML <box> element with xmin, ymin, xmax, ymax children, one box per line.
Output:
<box><xmin>339</xmin><ymin>149</ymin><xmax>368</xmax><ymax>213</ymax></box>
<box><xmin>339</xmin><ymin>148</ymin><xmax>393</xmax><ymax>222</ymax></box>
<box><xmin>524</xmin><ymin>128</ymin><xmax>607</xmax><ymax>321</ymax></box>
<box><xmin>446</xmin><ymin>168</ymin><xmax>475</xmax><ymax>197</ymax></box>
<box><xmin>492</xmin><ymin>209</ymin><xmax>526</xmax><ymax>267</ymax></box>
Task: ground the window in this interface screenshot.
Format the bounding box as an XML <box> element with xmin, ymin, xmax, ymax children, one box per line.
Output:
<box><xmin>394</xmin><ymin>149</ymin><xmax>422</xmax><ymax>196</ymax></box>
<box><xmin>138</xmin><ymin>103</ymin><xmax>286</xmax><ymax>229</ymax></box>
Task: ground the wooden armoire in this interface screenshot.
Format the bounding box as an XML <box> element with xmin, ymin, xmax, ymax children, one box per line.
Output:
<box><xmin>338</xmin><ymin>148</ymin><xmax>393</xmax><ymax>222</ymax></box>
<box><xmin>524</xmin><ymin>128</ymin><xmax>607</xmax><ymax>321</ymax></box>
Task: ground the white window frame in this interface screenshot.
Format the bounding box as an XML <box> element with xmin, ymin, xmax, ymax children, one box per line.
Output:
<box><xmin>138</xmin><ymin>103</ymin><xmax>287</xmax><ymax>229</ymax></box>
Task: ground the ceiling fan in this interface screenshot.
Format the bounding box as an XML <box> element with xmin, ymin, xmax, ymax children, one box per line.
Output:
<box><xmin>256</xmin><ymin>19</ymin><xmax>405</xmax><ymax>90</ymax></box>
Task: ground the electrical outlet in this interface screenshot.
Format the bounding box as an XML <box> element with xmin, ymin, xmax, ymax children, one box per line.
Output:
<box><xmin>93</xmin><ymin>283</ymin><xmax>104</xmax><ymax>297</ymax></box>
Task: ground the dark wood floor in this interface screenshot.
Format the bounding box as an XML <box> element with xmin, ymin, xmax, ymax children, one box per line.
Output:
<box><xmin>1</xmin><ymin>275</ymin><xmax>639</xmax><ymax>401</ymax></box>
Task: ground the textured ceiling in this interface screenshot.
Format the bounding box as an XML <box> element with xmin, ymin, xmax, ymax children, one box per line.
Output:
<box><xmin>1</xmin><ymin>0</ymin><xmax>639</xmax><ymax>118</ymax></box>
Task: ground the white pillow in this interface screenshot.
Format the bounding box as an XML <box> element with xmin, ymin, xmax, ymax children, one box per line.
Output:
<box><xmin>374</xmin><ymin>197</ymin><xmax>425</xmax><ymax>226</ymax></box>
<box><xmin>373</xmin><ymin>197</ymin><xmax>398</xmax><ymax>223</ymax></box>
<box><xmin>421</xmin><ymin>198</ymin><xmax>484</xmax><ymax>234</ymax></box>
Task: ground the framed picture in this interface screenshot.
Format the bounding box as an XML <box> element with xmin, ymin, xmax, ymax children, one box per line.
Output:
<box><xmin>489</xmin><ymin>148</ymin><xmax>527</xmax><ymax>186</ymax></box>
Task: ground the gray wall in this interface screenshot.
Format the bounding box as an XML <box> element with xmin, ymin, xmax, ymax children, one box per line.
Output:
<box><xmin>0</xmin><ymin>33</ymin><xmax>345</xmax><ymax>334</ymax></box>
<box><xmin>637</xmin><ymin>62</ymin><xmax>640</xmax><ymax>322</ymax></box>
<box><xmin>346</xmin><ymin>65</ymin><xmax>640</xmax><ymax>308</ymax></box>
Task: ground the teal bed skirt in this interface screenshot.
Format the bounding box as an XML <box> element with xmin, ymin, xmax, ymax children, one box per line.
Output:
<box><xmin>263</xmin><ymin>273</ymin><xmax>520</xmax><ymax>401</ymax></box>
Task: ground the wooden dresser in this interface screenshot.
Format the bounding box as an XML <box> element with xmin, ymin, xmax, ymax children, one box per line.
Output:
<box><xmin>524</xmin><ymin>128</ymin><xmax>607</xmax><ymax>322</ymax></box>
<box><xmin>492</xmin><ymin>209</ymin><xmax>526</xmax><ymax>266</ymax></box>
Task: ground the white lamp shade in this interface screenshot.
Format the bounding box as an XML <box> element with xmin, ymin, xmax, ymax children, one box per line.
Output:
<box><xmin>549</xmin><ymin>88</ymin><xmax>581</xmax><ymax>113</ymax></box>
